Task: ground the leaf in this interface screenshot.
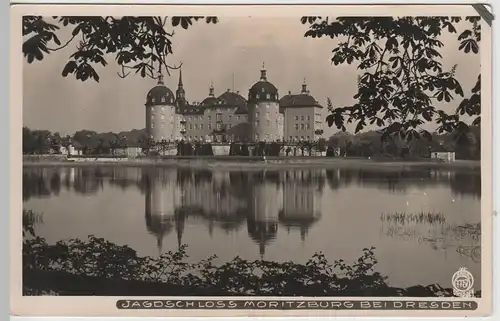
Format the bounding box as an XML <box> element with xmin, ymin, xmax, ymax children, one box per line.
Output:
<box><xmin>61</xmin><ymin>60</ymin><xmax>77</xmax><ymax>77</ymax></box>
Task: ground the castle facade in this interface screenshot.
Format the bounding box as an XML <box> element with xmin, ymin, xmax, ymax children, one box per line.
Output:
<box><xmin>145</xmin><ymin>64</ymin><xmax>324</xmax><ymax>143</ymax></box>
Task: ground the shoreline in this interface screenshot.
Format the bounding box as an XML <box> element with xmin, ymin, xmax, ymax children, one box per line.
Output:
<box><xmin>22</xmin><ymin>157</ymin><xmax>481</xmax><ymax>171</ymax></box>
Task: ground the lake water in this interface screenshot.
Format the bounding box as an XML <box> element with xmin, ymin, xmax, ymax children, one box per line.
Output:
<box><xmin>23</xmin><ymin>165</ymin><xmax>481</xmax><ymax>289</ymax></box>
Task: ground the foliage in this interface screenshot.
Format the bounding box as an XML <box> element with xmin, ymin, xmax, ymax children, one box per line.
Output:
<box><xmin>23</xmin><ymin>16</ymin><xmax>218</xmax><ymax>82</ymax></box>
<box><xmin>301</xmin><ymin>16</ymin><xmax>481</xmax><ymax>141</ymax></box>
<box><xmin>325</xmin><ymin>127</ymin><xmax>480</xmax><ymax>160</ymax></box>
<box><xmin>23</xmin><ymin>236</ymin><xmax>471</xmax><ymax>297</ymax></box>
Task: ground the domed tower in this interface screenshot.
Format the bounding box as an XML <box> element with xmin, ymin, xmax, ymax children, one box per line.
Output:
<box><xmin>145</xmin><ymin>74</ymin><xmax>178</xmax><ymax>142</ymax></box>
<box><xmin>247</xmin><ymin>63</ymin><xmax>284</xmax><ymax>142</ymax></box>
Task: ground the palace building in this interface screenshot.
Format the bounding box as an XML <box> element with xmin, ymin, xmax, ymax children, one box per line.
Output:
<box><xmin>144</xmin><ymin>64</ymin><xmax>324</xmax><ymax>143</ymax></box>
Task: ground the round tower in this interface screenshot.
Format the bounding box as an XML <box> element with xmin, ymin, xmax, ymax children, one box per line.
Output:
<box><xmin>145</xmin><ymin>74</ymin><xmax>178</xmax><ymax>142</ymax></box>
<box><xmin>247</xmin><ymin>63</ymin><xmax>284</xmax><ymax>142</ymax></box>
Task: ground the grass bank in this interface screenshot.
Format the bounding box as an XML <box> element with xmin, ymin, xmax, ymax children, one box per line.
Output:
<box><xmin>22</xmin><ymin>156</ymin><xmax>481</xmax><ymax>171</ymax></box>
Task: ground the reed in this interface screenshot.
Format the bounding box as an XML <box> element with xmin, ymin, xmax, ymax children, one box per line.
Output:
<box><xmin>380</xmin><ymin>211</ymin><xmax>446</xmax><ymax>225</ymax></box>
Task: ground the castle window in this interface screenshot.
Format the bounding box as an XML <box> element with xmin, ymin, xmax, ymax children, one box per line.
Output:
<box><xmin>208</xmin><ymin>116</ymin><xmax>212</xmax><ymax>121</ymax></box>
<box><xmin>262</xmin><ymin>88</ymin><xmax>265</xmax><ymax>93</ymax></box>
<box><xmin>295</xmin><ymin>124</ymin><xmax>299</xmax><ymax>130</ymax></box>
<box><xmin>256</xmin><ymin>112</ymin><xmax>259</xmax><ymax>118</ymax></box>
<box><xmin>161</xmin><ymin>97</ymin><xmax>165</xmax><ymax>103</ymax></box>
<box><xmin>189</xmin><ymin>124</ymin><xmax>193</xmax><ymax>130</ymax></box>
<box><xmin>228</xmin><ymin>124</ymin><xmax>232</xmax><ymax>129</ymax></box>
<box><xmin>301</xmin><ymin>115</ymin><xmax>305</xmax><ymax>121</ymax></box>
<box><xmin>201</xmin><ymin>124</ymin><xmax>204</xmax><ymax>129</ymax></box>
<box><xmin>195</xmin><ymin>124</ymin><xmax>198</xmax><ymax>129</ymax></box>
<box><xmin>295</xmin><ymin>116</ymin><xmax>299</xmax><ymax>121</ymax></box>
<box><xmin>301</xmin><ymin>124</ymin><xmax>305</xmax><ymax>130</ymax></box>
<box><xmin>289</xmin><ymin>136</ymin><xmax>293</xmax><ymax>141</ymax></box>
<box><xmin>151</xmin><ymin>123</ymin><xmax>154</xmax><ymax>128</ymax></box>
<box><xmin>307</xmin><ymin>136</ymin><xmax>310</xmax><ymax>140</ymax></box>
<box><xmin>307</xmin><ymin>116</ymin><xmax>311</xmax><ymax>121</ymax></box>
<box><xmin>161</xmin><ymin>114</ymin><xmax>165</xmax><ymax>120</ymax></box>
<box><xmin>208</xmin><ymin>124</ymin><xmax>212</xmax><ymax>130</ymax></box>
<box><xmin>228</xmin><ymin>115</ymin><xmax>232</xmax><ymax>122</ymax></box>
<box><xmin>256</xmin><ymin>94</ymin><xmax>260</xmax><ymax>99</ymax></box>
<box><xmin>152</xmin><ymin>98</ymin><xmax>156</xmax><ymax>103</ymax></box>
<box><xmin>237</xmin><ymin>115</ymin><xmax>240</xmax><ymax>121</ymax></box>
<box><xmin>307</xmin><ymin>124</ymin><xmax>311</xmax><ymax>129</ymax></box>
<box><xmin>255</xmin><ymin>120</ymin><xmax>259</xmax><ymax>126</ymax></box>
<box><xmin>266</xmin><ymin>93</ymin><xmax>270</xmax><ymax>99</ymax></box>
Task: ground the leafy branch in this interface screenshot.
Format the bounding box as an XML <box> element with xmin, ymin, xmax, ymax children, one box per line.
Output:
<box><xmin>23</xmin><ymin>16</ymin><xmax>218</xmax><ymax>82</ymax></box>
<box><xmin>302</xmin><ymin>16</ymin><xmax>481</xmax><ymax>142</ymax></box>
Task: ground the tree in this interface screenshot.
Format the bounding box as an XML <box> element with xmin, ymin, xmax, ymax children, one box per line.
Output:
<box><xmin>61</xmin><ymin>135</ymin><xmax>72</xmax><ymax>156</ymax></box>
<box><xmin>23</xmin><ymin>16</ymin><xmax>218</xmax><ymax>82</ymax></box>
<box><xmin>301</xmin><ymin>16</ymin><xmax>481</xmax><ymax>143</ymax></box>
<box><xmin>317</xmin><ymin>137</ymin><xmax>327</xmax><ymax>152</ymax></box>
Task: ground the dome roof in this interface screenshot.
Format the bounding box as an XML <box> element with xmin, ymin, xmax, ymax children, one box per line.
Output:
<box><xmin>201</xmin><ymin>96</ymin><xmax>217</xmax><ymax>106</ymax></box>
<box><xmin>216</xmin><ymin>90</ymin><xmax>247</xmax><ymax>107</ymax></box>
<box><xmin>248</xmin><ymin>64</ymin><xmax>279</xmax><ymax>103</ymax></box>
<box><xmin>145</xmin><ymin>76</ymin><xmax>175</xmax><ymax>106</ymax></box>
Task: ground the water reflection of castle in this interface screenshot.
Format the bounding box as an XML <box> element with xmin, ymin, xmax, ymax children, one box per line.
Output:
<box><xmin>143</xmin><ymin>169</ymin><xmax>323</xmax><ymax>259</ymax></box>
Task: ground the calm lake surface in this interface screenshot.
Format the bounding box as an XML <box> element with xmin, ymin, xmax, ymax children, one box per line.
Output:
<box><xmin>23</xmin><ymin>165</ymin><xmax>481</xmax><ymax>289</ymax></box>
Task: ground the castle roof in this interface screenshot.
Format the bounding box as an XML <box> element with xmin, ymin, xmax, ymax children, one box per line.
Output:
<box><xmin>145</xmin><ymin>75</ymin><xmax>175</xmax><ymax>106</ymax></box>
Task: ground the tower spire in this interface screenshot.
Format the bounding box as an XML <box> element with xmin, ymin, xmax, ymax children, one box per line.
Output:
<box><xmin>260</xmin><ymin>62</ymin><xmax>267</xmax><ymax>81</ymax></box>
<box><xmin>176</xmin><ymin>65</ymin><xmax>186</xmax><ymax>102</ymax></box>
<box><xmin>178</xmin><ymin>67</ymin><xmax>183</xmax><ymax>87</ymax></box>
<box><xmin>209</xmin><ymin>79</ymin><xmax>215</xmax><ymax>97</ymax></box>
<box><xmin>301</xmin><ymin>77</ymin><xmax>307</xmax><ymax>94</ymax></box>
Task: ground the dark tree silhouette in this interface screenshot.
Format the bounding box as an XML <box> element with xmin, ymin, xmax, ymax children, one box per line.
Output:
<box><xmin>301</xmin><ymin>16</ymin><xmax>481</xmax><ymax>140</ymax></box>
<box><xmin>23</xmin><ymin>16</ymin><xmax>218</xmax><ymax>82</ymax></box>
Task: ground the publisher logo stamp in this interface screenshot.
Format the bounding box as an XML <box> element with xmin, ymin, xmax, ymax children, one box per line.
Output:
<box><xmin>452</xmin><ymin>267</ymin><xmax>474</xmax><ymax>298</ymax></box>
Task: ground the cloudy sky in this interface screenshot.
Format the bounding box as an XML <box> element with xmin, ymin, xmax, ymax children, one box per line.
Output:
<box><xmin>22</xmin><ymin>16</ymin><xmax>480</xmax><ymax>137</ymax></box>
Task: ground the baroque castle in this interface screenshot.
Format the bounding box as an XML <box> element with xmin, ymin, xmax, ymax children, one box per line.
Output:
<box><xmin>145</xmin><ymin>64</ymin><xmax>325</xmax><ymax>143</ymax></box>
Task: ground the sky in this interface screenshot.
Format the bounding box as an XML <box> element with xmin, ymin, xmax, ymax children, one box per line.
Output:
<box><xmin>22</xmin><ymin>16</ymin><xmax>480</xmax><ymax>137</ymax></box>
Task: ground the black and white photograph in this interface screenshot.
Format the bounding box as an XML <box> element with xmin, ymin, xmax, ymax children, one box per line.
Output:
<box><xmin>13</xmin><ymin>3</ymin><xmax>493</xmax><ymax>317</ymax></box>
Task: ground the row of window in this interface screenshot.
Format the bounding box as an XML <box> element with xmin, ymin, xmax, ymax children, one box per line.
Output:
<box><xmin>294</xmin><ymin>115</ymin><xmax>311</xmax><ymax>121</ymax></box>
<box><xmin>253</xmin><ymin>120</ymin><xmax>283</xmax><ymax>127</ymax></box>
<box><xmin>185</xmin><ymin>123</ymin><xmax>235</xmax><ymax>130</ymax></box>
<box><xmin>294</xmin><ymin>123</ymin><xmax>311</xmax><ymax>130</ymax></box>
<box><xmin>249</xmin><ymin>92</ymin><xmax>278</xmax><ymax>101</ymax></box>
<box><xmin>151</xmin><ymin>96</ymin><xmax>174</xmax><ymax>104</ymax></box>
